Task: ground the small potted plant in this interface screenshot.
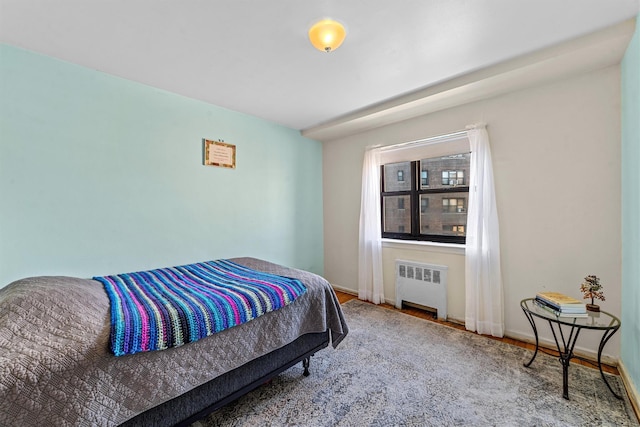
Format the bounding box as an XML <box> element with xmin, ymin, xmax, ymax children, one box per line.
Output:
<box><xmin>580</xmin><ymin>275</ymin><xmax>605</xmax><ymax>312</ymax></box>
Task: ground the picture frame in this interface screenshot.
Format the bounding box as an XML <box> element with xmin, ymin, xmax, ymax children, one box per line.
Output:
<box><xmin>203</xmin><ymin>139</ymin><xmax>236</xmax><ymax>169</ymax></box>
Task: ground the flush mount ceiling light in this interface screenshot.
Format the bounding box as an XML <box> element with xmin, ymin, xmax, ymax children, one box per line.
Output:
<box><xmin>308</xmin><ymin>19</ymin><xmax>346</xmax><ymax>53</ymax></box>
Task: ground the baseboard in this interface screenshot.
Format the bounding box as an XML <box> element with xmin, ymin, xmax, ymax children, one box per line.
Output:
<box><xmin>334</xmin><ymin>288</ymin><xmax>615</xmax><ymax>366</ymax></box>
<box><xmin>330</xmin><ymin>284</ymin><xmax>357</xmax><ymax>296</ymax></box>
<box><xmin>330</xmin><ymin>284</ymin><xmax>399</xmax><ymax>306</ymax></box>
<box><xmin>618</xmin><ymin>359</ymin><xmax>640</xmax><ymax>422</ymax></box>
<box><xmin>331</xmin><ymin>284</ymin><xmax>465</xmax><ymax>326</ymax></box>
<box><xmin>505</xmin><ymin>330</ymin><xmax>619</xmax><ymax>367</ymax></box>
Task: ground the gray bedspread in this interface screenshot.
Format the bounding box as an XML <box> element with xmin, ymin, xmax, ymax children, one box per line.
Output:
<box><xmin>0</xmin><ymin>257</ymin><xmax>348</xmax><ymax>427</ymax></box>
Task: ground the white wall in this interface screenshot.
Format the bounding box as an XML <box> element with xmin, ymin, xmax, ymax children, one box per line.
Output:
<box><xmin>380</xmin><ymin>241</ymin><xmax>466</xmax><ymax>321</ymax></box>
<box><xmin>324</xmin><ymin>65</ymin><xmax>622</xmax><ymax>359</ymax></box>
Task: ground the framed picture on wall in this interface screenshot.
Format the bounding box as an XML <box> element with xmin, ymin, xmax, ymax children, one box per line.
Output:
<box><xmin>203</xmin><ymin>139</ymin><xmax>236</xmax><ymax>168</ymax></box>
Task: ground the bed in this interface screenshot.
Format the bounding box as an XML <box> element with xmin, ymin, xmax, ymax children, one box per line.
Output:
<box><xmin>0</xmin><ymin>257</ymin><xmax>349</xmax><ymax>427</ymax></box>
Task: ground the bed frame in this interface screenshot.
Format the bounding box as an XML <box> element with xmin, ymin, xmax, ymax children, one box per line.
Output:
<box><xmin>120</xmin><ymin>331</ymin><xmax>330</xmax><ymax>427</ymax></box>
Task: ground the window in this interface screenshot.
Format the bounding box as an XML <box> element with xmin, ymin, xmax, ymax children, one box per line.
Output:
<box><xmin>442</xmin><ymin>170</ymin><xmax>465</xmax><ymax>186</ymax></box>
<box><xmin>420</xmin><ymin>197</ymin><xmax>429</xmax><ymax>213</ymax></box>
<box><xmin>397</xmin><ymin>170</ymin><xmax>404</xmax><ymax>182</ymax></box>
<box><xmin>381</xmin><ymin>153</ymin><xmax>470</xmax><ymax>244</ymax></box>
<box><xmin>443</xmin><ymin>224</ymin><xmax>465</xmax><ymax>235</ymax></box>
<box><xmin>420</xmin><ymin>170</ymin><xmax>428</xmax><ymax>187</ymax></box>
<box><xmin>442</xmin><ymin>198</ymin><xmax>466</xmax><ymax>213</ymax></box>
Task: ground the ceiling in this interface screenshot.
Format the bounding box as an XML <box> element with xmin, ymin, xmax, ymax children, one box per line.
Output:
<box><xmin>1</xmin><ymin>0</ymin><xmax>638</xmax><ymax>131</ymax></box>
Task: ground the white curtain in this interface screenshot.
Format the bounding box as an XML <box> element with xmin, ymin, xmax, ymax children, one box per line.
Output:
<box><xmin>358</xmin><ymin>147</ymin><xmax>385</xmax><ymax>304</ymax></box>
<box><xmin>465</xmin><ymin>125</ymin><xmax>504</xmax><ymax>337</ymax></box>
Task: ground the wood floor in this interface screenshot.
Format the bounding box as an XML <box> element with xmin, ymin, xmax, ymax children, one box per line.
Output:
<box><xmin>334</xmin><ymin>290</ymin><xmax>619</xmax><ymax>375</ymax></box>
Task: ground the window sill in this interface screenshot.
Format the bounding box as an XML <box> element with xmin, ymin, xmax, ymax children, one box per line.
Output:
<box><xmin>381</xmin><ymin>238</ymin><xmax>466</xmax><ymax>255</ymax></box>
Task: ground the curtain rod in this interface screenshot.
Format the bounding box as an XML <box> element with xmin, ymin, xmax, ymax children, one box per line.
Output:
<box><xmin>367</xmin><ymin>123</ymin><xmax>485</xmax><ymax>152</ymax></box>
<box><xmin>378</xmin><ymin>129</ymin><xmax>468</xmax><ymax>152</ymax></box>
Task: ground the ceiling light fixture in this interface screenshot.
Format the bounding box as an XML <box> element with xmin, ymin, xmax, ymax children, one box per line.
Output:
<box><xmin>308</xmin><ymin>19</ymin><xmax>346</xmax><ymax>53</ymax></box>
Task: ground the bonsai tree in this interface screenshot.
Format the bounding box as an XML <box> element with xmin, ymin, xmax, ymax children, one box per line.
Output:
<box><xmin>580</xmin><ymin>275</ymin><xmax>605</xmax><ymax>309</ymax></box>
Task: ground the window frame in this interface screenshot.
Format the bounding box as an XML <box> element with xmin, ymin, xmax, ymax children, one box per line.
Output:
<box><xmin>381</xmin><ymin>160</ymin><xmax>469</xmax><ymax>244</ymax></box>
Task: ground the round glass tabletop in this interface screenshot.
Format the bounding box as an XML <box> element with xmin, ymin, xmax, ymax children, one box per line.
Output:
<box><xmin>520</xmin><ymin>298</ymin><xmax>620</xmax><ymax>330</ymax></box>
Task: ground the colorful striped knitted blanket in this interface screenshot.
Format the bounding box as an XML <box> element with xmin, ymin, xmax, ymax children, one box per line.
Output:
<box><xmin>94</xmin><ymin>260</ymin><xmax>307</xmax><ymax>356</ymax></box>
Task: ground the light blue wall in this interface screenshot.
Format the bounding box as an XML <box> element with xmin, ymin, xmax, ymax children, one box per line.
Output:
<box><xmin>621</xmin><ymin>17</ymin><xmax>640</xmax><ymax>393</ymax></box>
<box><xmin>0</xmin><ymin>44</ymin><xmax>323</xmax><ymax>287</ymax></box>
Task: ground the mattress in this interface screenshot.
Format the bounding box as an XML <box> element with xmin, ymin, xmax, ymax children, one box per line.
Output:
<box><xmin>0</xmin><ymin>257</ymin><xmax>348</xmax><ymax>426</ymax></box>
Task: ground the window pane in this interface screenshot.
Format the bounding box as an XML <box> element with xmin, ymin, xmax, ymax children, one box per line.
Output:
<box><xmin>422</xmin><ymin>153</ymin><xmax>471</xmax><ymax>190</ymax></box>
<box><xmin>383</xmin><ymin>195</ymin><xmax>411</xmax><ymax>233</ymax></box>
<box><xmin>383</xmin><ymin>162</ymin><xmax>411</xmax><ymax>192</ymax></box>
<box><xmin>420</xmin><ymin>191</ymin><xmax>468</xmax><ymax>236</ymax></box>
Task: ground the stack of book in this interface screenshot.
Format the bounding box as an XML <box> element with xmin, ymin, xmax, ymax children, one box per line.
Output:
<box><xmin>534</xmin><ymin>292</ymin><xmax>588</xmax><ymax>317</ymax></box>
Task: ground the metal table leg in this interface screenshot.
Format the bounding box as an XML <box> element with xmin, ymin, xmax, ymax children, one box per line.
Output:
<box><xmin>522</xmin><ymin>308</ymin><xmax>539</xmax><ymax>367</ymax></box>
<box><xmin>547</xmin><ymin>320</ymin><xmax>581</xmax><ymax>400</ymax></box>
<box><xmin>597</xmin><ymin>327</ymin><xmax>622</xmax><ymax>399</ymax></box>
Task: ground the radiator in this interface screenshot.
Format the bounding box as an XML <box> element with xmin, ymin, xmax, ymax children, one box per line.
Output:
<box><xmin>395</xmin><ymin>260</ymin><xmax>448</xmax><ymax>319</ymax></box>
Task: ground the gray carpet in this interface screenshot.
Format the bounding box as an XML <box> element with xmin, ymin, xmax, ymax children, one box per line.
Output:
<box><xmin>198</xmin><ymin>299</ymin><xmax>639</xmax><ymax>426</ymax></box>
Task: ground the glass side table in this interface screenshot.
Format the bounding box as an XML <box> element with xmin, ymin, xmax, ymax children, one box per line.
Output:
<box><xmin>520</xmin><ymin>298</ymin><xmax>621</xmax><ymax>400</ymax></box>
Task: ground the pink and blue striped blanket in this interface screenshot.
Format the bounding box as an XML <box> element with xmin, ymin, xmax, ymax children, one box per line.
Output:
<box><xmin>94</xmin><ymin>259</ymin><xmax>307</xmax><ymax>356</ymax></box>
